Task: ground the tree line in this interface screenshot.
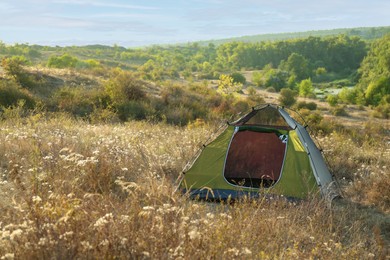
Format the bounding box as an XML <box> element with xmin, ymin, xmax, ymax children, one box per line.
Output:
<box><xmin>0</xmin><ymin>32</ymin><xmax>389</xmax><ymax>120</ymax></box>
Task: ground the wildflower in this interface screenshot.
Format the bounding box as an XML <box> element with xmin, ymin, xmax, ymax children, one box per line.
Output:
<box><xmin>121</xmin><ymin>237</ymin><xmax>128</xmax><ymax>245</ymax></box>
<box><xmin>99</xmin><ymin>239</ymin><xmax>109</xmax><ymax>246</ymax></box>
<box><xmin>225</xmin><ymin>248</ymin><xmax>240</xmax><ymax>256</ymax></box>
<box><xmin>94</xmin><ymin>213</ymin><xmax>113</xmax><ymax>228</ymax></box>
<box><xmin>206</xmin><ymin>213</ymin><xmax>214</xmax><ymax>219</ymax></box>
<box><xmin>188</xmin><ymin>229</ymin><xmax>201</xmax><ymax>240</ymax></box>
<box><xmin>1</xmin><ymin>253</ymin><xmax>14</xmax><ymax>260</ymax></box>
<box><xmin>32</xmin><ymin>196</ymin><xmax>42</xmax><ymax>203</ymax></box>
<box><xmin>142</xmin><ymin>206</ymin><xmax>155</xmax><ymax>211</ymax></box>
<box><xmin>241</xmin><ymin>247</ymin><xmax>252</xmax><ymax>256</ymax></box>
<box><xmin>10</xmin><ymin>229</ymin><xmax>23</xmax><ymax>240</ymax></box>
<box><xmin>81</xmin><ymin>241</ymin><xmax>93</xmax><ymax>251</ymax></box>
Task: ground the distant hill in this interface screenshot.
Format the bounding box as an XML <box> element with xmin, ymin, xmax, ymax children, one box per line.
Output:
<box><xmin>196</xmin><ymin>26</ymin><xmax>390</xmax><ymax>46</ymax></box>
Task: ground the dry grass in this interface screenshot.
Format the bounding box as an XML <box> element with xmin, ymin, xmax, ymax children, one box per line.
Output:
<box><xmin>0</xmin><ymin>114</ymin><xmax>389</xmax><ymax>259</ymax></box>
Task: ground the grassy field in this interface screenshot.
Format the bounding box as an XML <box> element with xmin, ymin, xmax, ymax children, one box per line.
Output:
<box><xmin>0</xmin><ymin>110</ymin><xmax>389</xmax><ymax>259</ymax></box>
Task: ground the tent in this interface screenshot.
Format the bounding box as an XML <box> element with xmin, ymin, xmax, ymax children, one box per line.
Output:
<box><xmin>179</xmin><ymin>104</ymin><xmax>339</xmax><ymax>201</ymax></box>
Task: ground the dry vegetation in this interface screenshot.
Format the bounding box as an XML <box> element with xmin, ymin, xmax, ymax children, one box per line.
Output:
<box><xmin>0</xmin><ymin>109</ymin><xmax>389</xmax><ymax>259</ymax></box>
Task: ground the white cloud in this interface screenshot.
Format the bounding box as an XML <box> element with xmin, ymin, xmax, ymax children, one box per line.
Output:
<box><xmin>52</xmin><ymin>0</ymin><xmax>158</xmax><ymax>10</ymax></box>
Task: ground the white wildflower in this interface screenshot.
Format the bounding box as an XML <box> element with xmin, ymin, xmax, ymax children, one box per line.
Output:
<box><xmin>142</xmin><ymin>206</ymin><xmax>155</xmax><ymax>211</ymax></box>
<box><xmin>94</xmin><ymin>213</ymin><xmax>113</xmax><ymax>228</ymax></box>
<box><xmin>241</xmin><ymin>247</ymin><xmax>252</xmax><ymax>256</ymax></box>
<box><xmin>188</xmin><ymin>229</ymin><xmax>200</xmax><ymax>240</ymax></box>
<box><xmin>10</xmin><ymin>229</ymin><xmax>23</xmax><ymax>240</ymax></box>
<box><xmin>99</xmin><ymin>239</ymin><xmax>109</xmax><ymax>246</ymax></box>
<box><xmin>1</xmin><ymin>253</ymin><xmax>14</xmax><ymax>260</ymax></box>
<box><xmin>81</xmin><ymin>241</ymin><xmax>93</xmax><ymax>251</ymax></box>
<box><xmin>32</xmin><ymin>196</ymin><xmax>42</xmax><ymax>203</ymax></box>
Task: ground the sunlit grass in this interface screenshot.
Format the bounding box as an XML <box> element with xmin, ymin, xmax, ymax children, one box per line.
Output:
<box><xmin>0</xmin><ymin>114</ymin><xmax>388</xmax><ymax>259</ymax></box>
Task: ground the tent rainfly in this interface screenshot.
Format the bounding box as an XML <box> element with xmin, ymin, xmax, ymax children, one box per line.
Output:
<box><xmin>179</xmin><ymin>104</ymin><xmax>340</xmax><ymax>201</ymax></box>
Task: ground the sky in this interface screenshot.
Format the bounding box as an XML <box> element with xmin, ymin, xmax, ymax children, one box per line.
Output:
<box><xmin>1</xmin><ymin>0</ymin><xmax>390</xmax><ymax>47</ymax></box>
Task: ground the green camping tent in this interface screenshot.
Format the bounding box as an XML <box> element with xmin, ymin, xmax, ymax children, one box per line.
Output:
<box><xmin>180</xmin><ymin>104</ymin><xmax>339</xmax><ymax>201</ymax></box>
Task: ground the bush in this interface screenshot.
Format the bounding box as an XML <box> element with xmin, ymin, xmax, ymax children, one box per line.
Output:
<box><xmin>326</xmin><ymin>95</ymin><xmax>338</xmax><ymax>107</ymax></box>
<box><xmin>105</xmin><ymin>72</ymin><xmax>146</xmax><ymax>105</ymax></box>
<box><xmin>372</xmin><ymin>95</ymin><xmax>390</xmax><ymax>119</ymax></box>
<box><xmin>52</xmin><ymin>86</ymin><xmax>106</xmax><ymax>118</ymax></box>
<box><xmin>230</xmin><ymin>72</ymin><xmax>246</xmax><ymax>85</ymax></box>
<box><xmin>278</xmin><ymin>88</ymin><xmax>297</xmax><ymax>107</ymax></box>
<box><xmin>47</xmin><ymin>53</ymin><xmax>79</xmax><ymax>69</ymax></box>
<box><xmin>332</xmin><ymin>106</ymin><xmax>349</xmax><ymax>117</ymax></box>
<box><xmin>116</xmin><ymin>101</ymin><xmax>153</xmax><ymax>121</ymax></box>
<box><xmin>1</xmin><ymin>56</ymin><xmax>39</xmax><ymax>90</ymax></box>
<box><xmin>0</xmin><ymin>79</ymin><xmax>35</xmax><ymax>109</ymax></box>
<box><xmin>296</xmin><ymin>101</ymin><xmax>317</xmax><ymax>111</ymax></box>
<box><xmin>266</xmin><ymin>86</ymin><xmax>276</xmax><ymax>93</ymax></box>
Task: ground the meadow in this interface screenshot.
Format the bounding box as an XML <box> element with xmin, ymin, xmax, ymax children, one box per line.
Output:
<box><xmin>0</xmin><ymin>110</ymin><xmax>388</xmax><ymax>259</ymax></box>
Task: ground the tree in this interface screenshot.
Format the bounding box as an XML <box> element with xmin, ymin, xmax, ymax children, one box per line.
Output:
<box><xmin>217</xmin><ymin>74</ymin><xmax>242</xmax><ymax>96</ymax></box>
<box><xmin>298</xmin><ymin>78</ymin><xmax>315</xmax><ymax>98</ymax></box>
<box><xmin>278</xmin><ymin>88</ymin><xmax>297</xmax><ymax>107</ymax></box>
<box><xmin>230</xmin><ymin>72</ymin><xmax>246</xmax><ymax>84</ymax></box>
<box><xmin>280</xmin><ymin>53</ymin><xmax>309</xmax><ymax>81</ymax></box>
<box><xmin>357</xmin><ymin>34</ymin><xmax>390</xmax><ymax>106</ymax></box>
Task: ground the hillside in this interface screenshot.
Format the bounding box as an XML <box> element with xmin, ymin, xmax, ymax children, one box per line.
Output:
<box><xmin>196</xmin><ymin>26</ymin><xmax>390</xmax><ymax>45</ymax></box>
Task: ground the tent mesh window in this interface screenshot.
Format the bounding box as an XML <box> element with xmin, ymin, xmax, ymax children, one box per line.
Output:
<box><xmin>224</xmin><ymin>130</ymin><xmax>287</xmax><ymax>188</ymax></box>
<box><xmin>235</xmin><ymin>106</ymin><xmax>291</xmax><ymax>129</ymax></box>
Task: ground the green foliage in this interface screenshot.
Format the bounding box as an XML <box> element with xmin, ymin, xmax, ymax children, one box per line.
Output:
<box><xmin>230</xmin><ymin>72</ymin><xmax>246</xmax><ymax>84</ymax></box>
<box><xmin>252</xmin><ymin>71</ymin><xmax>263</xmax><ymax>87</ymax></box>
<box><xmin>104</xmin><ymin>71</ymin><xmax>146</xmax><ymax>105</ymax></box>
<box><xmin>263</xmin><ymin>69</ymin><xmax>289</xmax><ymax>92</ymax></box>
<box><xmin>218</xmin><ymin>74</ymin><xmax>243</xmax><ymax>96</ymax></box>
<box><xmin>280</xmin><ymin>53</ymin><xmax>309</xmax><ymax>81</ymax></box>
<box><xmin>52</xmin><ymin>86</ymin><xmax>106</xmax><ymax>117</ymax></box>
<box><xmin>315</xmin><ymin>67</ymin><xmax>327</xmax><ymax>75</ymax></box>
<box><xmin>278</xmin><ymin>88</ymin><xmax>297</xmax><ymax>107</ymax></box>
<box><xmin>326</xmin><ymin>95</ymin><xmax>339</xmax><ymax>107</ymax></box>
<box><xmin>332</xmin><ymin>106</ymin><xmax>349</xmax><ymax>117</ymax></box>
<box><xmin>296</xmin><ymin>101</ymin><xmax>317</xmax><ymax>110</ymax></box>
<box><xmin>47</xmin><ymin>53</ymin><xmax>79</xmax><ymax>68</ymax></box>
<box><xmin>338</xmin><ymin>87</ymin><xmax>358</xmax><ymax>104</ymax></box>
<box><xmin>372</xmin><ymin>95</ymin><xmax>390</xmax><ymax>119</ymax></box>
<box><xmin>266</xmin><ymin>87</ymin><xmax>276</xmax><ymax>93</ymax></box>
<box><xmin>0</xmin><ymin>79</ymin><xmax>36</xmax><ymax>109</ymax></box>
<box><xmin>365</xmin><ymin>77</ymin><xmax>390</xmax><ymax>106</ymax></box>
<box><xmin>358</xmin><ymin>34</ymin><xmax>390</xmax><ymax>106</ymax></box>
<box><xmin>298</xmin><ymin>79</ymin><xmax>315</xmax><ymax>98</ymax></box>
<box><xmin>116</xmin><ymin>101</ymin><xmax>153</xmax><ymax>121</ymax></box>
<box><xmin>1</xmin><ymin>56</ymin><xmax>40</xmax><ymax>89</ymax></box>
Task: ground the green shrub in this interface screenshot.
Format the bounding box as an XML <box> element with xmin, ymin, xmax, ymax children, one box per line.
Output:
<box><xmin>47</xmin><ymin>53</ymin><xmax>79</xmax><ymax>68</ymax></box>
<box><xmin>52</xmin><ymin>86</ymin><xmax>106</xmax><ymax>118</ymax></box>
<box><xmin>1</xmin><ymin>56</ymin><xmax>39</xmax><ymax>90</ymax></box>
<box><xmin>372</xmin><ymin>95</ymin><xmax>390</xmax><ymax>119</ymax></box>
<box><xmin>266</xmin><ymin>86</ymin><xmax>276</xmax><ymax>93</ymax></box>
<box><xmin>332</xmin><ymin>106</ymin><xmax>349</xmax><ymax>117</ymax></box>
<box><xmin>278</xmin><ymin>88</ymin><xmax>297</xmax><ymax>107</ymax></box>
<box><xmin>326</xmin><ymin>95</ymin><xmax>338</xmax><ymax>107</ymax></box>
<box><xmin>116</xmin><ymin>101</ymin><xmax>153</xmax><ymax>121</ymax></box>
<box><xmin>0</xmin><ymin>79</ymin><xmax>35</xmax><ymax>109</ymax></box>
<box><xmin>105</xmin><ymin>72</ymin><xmax>146</xmax><ymax>104</ymax></box>
<box><xmin>296</xmin><ymin>101</ymin><xmax>317</xmax><ymax>110</ymax></box>
<box><xmin>230</xmin><ymin>72</ymin><xmax>246</xmax><ymax>84</ymax></box>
